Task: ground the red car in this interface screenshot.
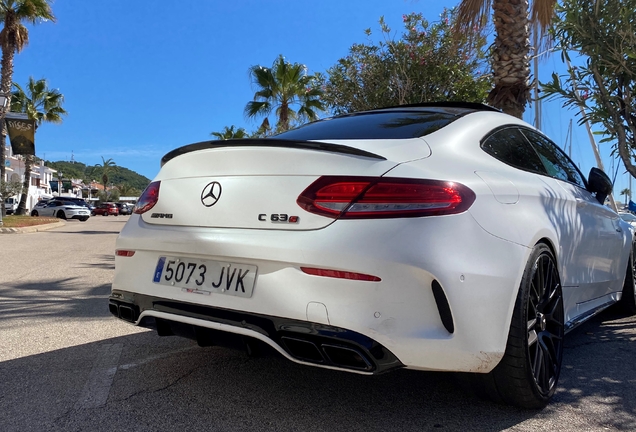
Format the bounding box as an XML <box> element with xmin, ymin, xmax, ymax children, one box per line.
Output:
<box><xmin>92</xmin><ymin>202</ymin><xmax>119</xmax><ymax>216</ymax></box>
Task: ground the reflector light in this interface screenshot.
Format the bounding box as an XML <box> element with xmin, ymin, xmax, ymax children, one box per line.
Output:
<box><xmin>297</xmin><ymin>176</ymin><xmax>475</xmax><ymax>219</ymax></box>
<box><xmin>301</xmin><ymin>267</ymin><xmax>381</xmax><ymax>282</ymax></box>
<box><xmin>115</xmin><ymin>250</ymin><xmax>135</xmax><ymax>257</ymax></box>
<box><xmin>134</xmin><ymin>181</ymin><xmax>161</xmax><ymax>214</ymax></box>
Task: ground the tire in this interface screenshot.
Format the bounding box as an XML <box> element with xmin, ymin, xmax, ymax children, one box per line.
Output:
<box><xmin>619</xmin><ymin>243</ymin><xmax>636</xmax><ymax>314</ymax></box>
<box><xmin>91</xmin><ymin>211</ymin><xmax>96</xmax><ymax>216</ymax></box>
<box><xmin>56</xmin><ymin>210</ymin><xmax>67</xmax><ymax>220</ymax></box>
<box><xmin>79</xmin><ymin>217</ymin><xmax>88</xmax><ymax>222</ymax></box>
<box><xmin>482</xmin><ymin>243</ymin><xmax>564</xmax><ymax>409</ymax></box>
<box><xmin>31</xmin><ymin>210</ymin><xmax>38</xmax><ymax>217</ymax></box>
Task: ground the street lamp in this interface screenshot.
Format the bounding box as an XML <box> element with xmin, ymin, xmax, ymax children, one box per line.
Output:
<box><xmin>0</xmin><ymin>92</ymin><xmax>10</xmax><ymax>227</ymax></box>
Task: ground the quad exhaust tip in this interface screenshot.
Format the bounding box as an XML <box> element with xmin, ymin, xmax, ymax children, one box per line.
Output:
<box><xmin>108</xmin><ymin>301</ymin><xmax>138</xmax><ymax>323</ymax></box>
<box><xmin>280</xmin><ymin>336</ymin><xmax>373</xmax><ymax>371</ymax></box>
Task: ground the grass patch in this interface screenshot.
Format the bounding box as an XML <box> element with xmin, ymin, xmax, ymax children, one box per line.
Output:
<box><xmin>1</xmin><ymin>215</ymin><xmax>59</xmax><ymax>228</ymax></box>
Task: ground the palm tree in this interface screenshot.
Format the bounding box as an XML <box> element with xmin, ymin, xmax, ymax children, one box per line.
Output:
<box><xmin>455</xmin><ymin>0</ymin><xmax>557</xmax><ymax>118</ymax></box>
<box><xmin>116</xmin><ymin>183</ymin><xmax>138</xmax><ymax>197</ymax></box>
<box><xmin>211</xmin><ymin>125</ymin><xmax>248</xmax><ymax>140</ymax></box>
<box><xmin>245</xmin><ymin>55</ymin><xmax>325</xmax><ymax>133</ymax></box>
<box><xmin>621</xmin><ymin>188</ymin><xmax>631</xmax><ymax>207</ymax></box>
<box><xmin>11</xmin><ymin>76</ymin><xmax>66</xmax><ymax>215</ymax></box>
<box><xmin>94</xmin><ymin>157</ymin><xmax>118</xmax><ymax>191</ymax></box>
<box><xmin>0</xmin><ymin>0</ymin><xmax>54</xmax><ymax>216</ymax></box>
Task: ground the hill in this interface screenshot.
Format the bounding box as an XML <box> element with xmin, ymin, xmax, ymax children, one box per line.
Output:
<box><xmin>45</xmin><ymin>160</ymin><xmax>151</xmax><ymax>192</ymax></box>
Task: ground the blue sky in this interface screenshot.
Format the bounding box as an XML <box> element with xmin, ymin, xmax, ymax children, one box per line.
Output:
<box><xmin>11</xmin><ymin>0</ymin><xmax>630</xmax><ymax>194</ymax></box>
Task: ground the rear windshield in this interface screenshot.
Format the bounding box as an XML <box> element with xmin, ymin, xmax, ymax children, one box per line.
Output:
<box><xmin>274</xmin><ymin>110</ymin><xmax>462</xmax><ymax>140</ymax></box>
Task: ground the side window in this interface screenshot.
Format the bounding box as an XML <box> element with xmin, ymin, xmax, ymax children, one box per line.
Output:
<box><xmin>481</xmin><ymin>127</ymin><xmax>547</xmax><ymax>174</ymax></box>
<box><xmin>521</xmin><ymin>129</ymin><xmax>587</xmax><ymax>189</ymax></box>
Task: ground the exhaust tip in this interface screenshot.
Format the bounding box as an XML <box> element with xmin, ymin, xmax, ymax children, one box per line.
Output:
<box><xmin>281</xmin><ymin>337</ymin><xmax>324</xmax><ymax>363</ymax></box>
<box><xmin>322</xmin><ymin>344</ymin><xmax>373</xmax><ymax>371</ymax></box>
<box><xmin>118</xmin><ymin>305</ymin><xmax>137</xmax><ymax>323</ymax></box>
<box><xmin>108</xmin><ymin>302</ymin><xmax>119</xmax><ymax>318</ymax></box>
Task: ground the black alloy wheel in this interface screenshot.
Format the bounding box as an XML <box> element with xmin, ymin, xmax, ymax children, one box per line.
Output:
<box><xmin>483</xmin><ymin>243</ymin><xmax>564</xmax><ymax>409</ymax></box>
<box><xmin>56</xmin><ymin>210</ymin><xmax>67</xmax><ymax>220</ymax></box>
<box><xmin>31</xmin><ymin>211</ymin><xmax>38</xmax><ymax>217</ymax></box>
<box><xmin>525</xmin><ymin>250</ymin><xmax>564</xmax><ymax>398</ymax></box>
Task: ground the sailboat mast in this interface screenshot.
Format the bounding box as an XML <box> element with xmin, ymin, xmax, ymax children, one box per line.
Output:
<box><xmin>533</xmin><ymin>29</ymin><xmax>541</xmax><ymax>130</ymax></box>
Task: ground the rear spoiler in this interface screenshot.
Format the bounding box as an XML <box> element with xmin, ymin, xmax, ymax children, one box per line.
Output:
<box><xmin>161</xmin><ymin>139</ymin><xmax>386</xmax><ymax>166</ymax></box>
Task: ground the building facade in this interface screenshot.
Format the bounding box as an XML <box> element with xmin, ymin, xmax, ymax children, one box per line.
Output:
<box><xmin>3</xmin><ymin>142</ymin><xmax>57</xmax><ymax>212</ymax></box>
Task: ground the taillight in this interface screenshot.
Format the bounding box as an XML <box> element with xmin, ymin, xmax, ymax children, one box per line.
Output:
<box><xmin>297</xmin><ymin>176</ymin><xmax>475</xmax><ymax>219</ymax></box>
<box><xmin>134</xmin><ymin>181</ymin><xmax>161</xmax><ymax>214</ymax></box>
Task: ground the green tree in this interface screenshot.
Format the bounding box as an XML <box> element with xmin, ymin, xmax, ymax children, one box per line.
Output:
<box><xmin>0</xmin><ymin>178</ymin><xmax>21</xmax><ymax>200</ymax></box>
<box><xmin>245</xmin><ymin>55</ymin><xmax>325</xmax><ymax>133</ymax></box>
<box><xmin>11</xmin><ymin>76</ymin><xmax>66</xmax><ymax>215</ymax></box>
<box><xmin>541</xmin><ymin>0</ymin><xmax>636</xmax><ymax>179</ymax></box>
<box><xmin>97</xmin><ymin>188</ymin><xmax>119</xmax><ymax>203</ymax></box>
<box><xmin>320</xmin><ymin>10</ymin><xmax>490</xmax><ymax>115</ymax></box>
<box><xmin>455</xmin><ymin>0</ymin><xmax>558</xmax><ymax>118</ymax></box>
<box><xmin>92</xmin><ymin>157</ymin><xmax>118</xmax><ymax>191</ymax></box>
<box><xmin>116</xmin><ymin>183</ymin><xmax>139</xmax><ymax>197</ymax></box>
<box><xmin>211</xmin><ymin>125</ymin><xmax>248</xmax><ymax>140</ymax></box>
<box><xmin>621</xmin><ymin>188</ymin><xmax>631</xmax><ymax>206</ymax></box>
<box><xmin>0</xmin><ymin>0</ymin><xmax>55</xmax><ymax>216</ymax></box>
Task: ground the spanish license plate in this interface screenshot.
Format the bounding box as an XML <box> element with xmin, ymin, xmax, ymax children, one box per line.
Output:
<box><xmin>152</xmin><ymin>256</ymin><xmax>257</xmax><ymax>298</ymax></box>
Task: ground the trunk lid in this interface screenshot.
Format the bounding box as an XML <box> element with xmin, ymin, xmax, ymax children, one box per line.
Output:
<box><xmin>142</xmin><ymin>139</ymin><xmax>430</xmax><ymax>230</ymax></box>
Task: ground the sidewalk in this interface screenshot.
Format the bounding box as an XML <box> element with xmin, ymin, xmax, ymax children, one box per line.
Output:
<box><xmin>0</xmin><ymin>220</ymin><xmax>65</xmax><ymax>234</ymax></box>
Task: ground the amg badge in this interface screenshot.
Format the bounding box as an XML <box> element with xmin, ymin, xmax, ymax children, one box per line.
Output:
<box><xmin>151</xmin><ymin>213</ymin><xmax>173</xmax><ymax>219</ymax></box>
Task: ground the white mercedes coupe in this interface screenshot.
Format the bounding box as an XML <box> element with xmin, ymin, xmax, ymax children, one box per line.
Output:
<box><xmin>110</xmin><ymin>103</ymin><xmax>636</xmax><ymax>408</ymax></box>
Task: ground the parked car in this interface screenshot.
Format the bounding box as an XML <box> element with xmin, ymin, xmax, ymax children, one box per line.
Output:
<box><xmin>31</xmin><ymin>199</ymin><xmax>90</xmax><ymax>221</ymax></box>
<box><xmin>4</xmin><ymin>196</ymin><xmax>18</xmax><ymax>214</ymax></box>
<box><xmin>30</xmin><ymin>200</ymin><xmax>50</xmax><ymax>216</ymax></box>
<box><xmin>116</xmin><ymin>202</ymin><xmax>132</xmax><ymax>215</ymax></box>
<box><xmin>109</xmin><ymin>102</ymin><xmax>636</xmax><ymax>409</ymax></box>
<box><xmin>57</xmin><ymin>196</ymin><xmax>90</xmax><ymax>208</ymax></box>
<box><xmin>92</xmin><ymin>202</ymin><xmax>119</xmax><ymax>216</ymax></box>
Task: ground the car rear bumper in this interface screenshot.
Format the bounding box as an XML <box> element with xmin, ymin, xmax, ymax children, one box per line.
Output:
<box><xmin>109</xmin><ymin>293</ymin><xmax>403</xmax><ymax>374</ymax></box>
<box><xmin>112</xmin><ymin>214</ymin><xmax>530</xmax><ymax>374</ymax></box>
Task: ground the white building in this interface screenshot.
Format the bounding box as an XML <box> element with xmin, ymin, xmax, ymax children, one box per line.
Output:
<box><xmin>3</xmin><ymin>141</ymin><xmax>58</xmax><ymax>212</ymax></box>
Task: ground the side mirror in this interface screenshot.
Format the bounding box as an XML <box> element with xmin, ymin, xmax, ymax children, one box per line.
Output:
<box><xmin>587</xmin><ymin>167</ymin><xmax>613</xmax><ymax>204</ymax></box>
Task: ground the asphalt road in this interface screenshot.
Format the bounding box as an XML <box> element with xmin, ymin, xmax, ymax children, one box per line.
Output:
<box><xmin>0</xmin><ymin>216</ymin><xmax>635</xmax><ymax>432</ymax></box>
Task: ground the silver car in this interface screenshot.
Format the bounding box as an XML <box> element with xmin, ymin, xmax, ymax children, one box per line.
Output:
<box><xmin>31</xmin><ymin>199</ymin><xmax>90</xmax><ymax>221</ymax></box>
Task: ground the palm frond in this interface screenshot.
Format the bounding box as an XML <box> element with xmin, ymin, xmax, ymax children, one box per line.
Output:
<box><xmin>455</xmin><ymin>0</ymin><xmax>492</xmax><ymax>34</ymax></box>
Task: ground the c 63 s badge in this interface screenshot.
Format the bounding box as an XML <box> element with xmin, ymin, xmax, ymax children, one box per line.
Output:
<box><xmin>258</xmin><ymin>214</ymin><xmax>299</xmax><ymax>223</ymax></box>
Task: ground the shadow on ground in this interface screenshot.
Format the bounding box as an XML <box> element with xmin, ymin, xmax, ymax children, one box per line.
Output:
<box><xmin>1</xmin><ymin>302</ymin><xmax>635</xmax><ymax>431</ymax></box>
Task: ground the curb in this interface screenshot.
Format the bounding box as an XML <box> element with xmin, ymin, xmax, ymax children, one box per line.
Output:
<box><xmin>0</xmin><ymin>220</ymin><xmax>66</xmax><ymax>234</ymax></box>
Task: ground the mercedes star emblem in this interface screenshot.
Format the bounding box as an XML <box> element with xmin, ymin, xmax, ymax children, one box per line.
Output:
<box><xmin>201</xmin><ymin>181</ymin><xmax>222</xmax><ymax>207</ymax></box>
